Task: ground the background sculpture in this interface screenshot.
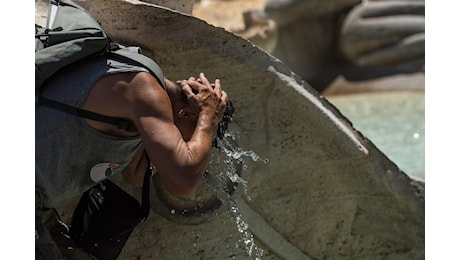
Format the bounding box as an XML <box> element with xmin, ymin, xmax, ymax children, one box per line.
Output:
<box><xmin>235</xmin><ymin>0</ymin><xmax>425</xmax><ymax>93</ymax></box>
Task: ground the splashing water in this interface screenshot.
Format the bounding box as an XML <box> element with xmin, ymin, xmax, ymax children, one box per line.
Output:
<box><xmin>209</xmin><ymin>130</ymin><xmax>268</xmax><ymax>200</ymax></box>
<box><xmin>206</xmin><ymin>131</ymin><xmax>267</xmax><ymax>259</ymax></box>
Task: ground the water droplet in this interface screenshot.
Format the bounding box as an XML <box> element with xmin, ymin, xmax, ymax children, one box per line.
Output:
<box><xmin>170</xmin><ymin>208</ymin><xmax>176</xmax><ymax>214</ymax></box>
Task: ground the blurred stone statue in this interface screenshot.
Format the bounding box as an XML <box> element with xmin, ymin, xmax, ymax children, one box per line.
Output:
<box><xmin>241</xmin><ymin>0</ymin><xmax>425</xmax><ymax>92</ymax></box>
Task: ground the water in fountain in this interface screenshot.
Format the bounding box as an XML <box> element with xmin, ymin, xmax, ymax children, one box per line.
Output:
<box><xmin>205</xmin><ymin>130</ymin><xmax>268</xmax><ymax>260</ymax></box>
<box><xmin>328</xmin><ymin>91</ymin><xmax>425</xmax><ymax>181</ymax></box>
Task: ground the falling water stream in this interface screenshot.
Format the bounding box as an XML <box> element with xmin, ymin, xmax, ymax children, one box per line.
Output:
<box><xmin>204</xmin><ymin>130</ymin><xmax>268</xmax><ymax>260</ymax></box>
<box><xmin>196</xmin><ymin>91</ymin><xmax>424</xmax><ymax>259</ymax></box>
<box><xmin>145</xmin><ymin>91</ymin><xmax>424</xmax><ymax>259</ymax></box>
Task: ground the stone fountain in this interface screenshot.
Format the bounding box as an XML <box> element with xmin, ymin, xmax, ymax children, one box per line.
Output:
<box><xmin>35</xmin><ymin>0</ymin><xmax>425</xmax><ymax>259</ymax></box>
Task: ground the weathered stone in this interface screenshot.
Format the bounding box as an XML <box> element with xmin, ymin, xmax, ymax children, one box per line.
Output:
<box><xmin>339</xmin><ymin>0</ymin><xmax>425</xmax><ymax>67</ymax></box>
<box><xmin>260</xmin><ymin>0</ymin><xmax>360</xmax><ymax>91</ymax></box>
<box><xmin>257</xmin><ymin>0</ymin><xmax>425</xmax><ymax>92</ymax></box>
<box><xmin>237</xmin><ymin>10</ymin><xmax>278</xmax><ymax>53</ymax></box>
<box><xmin>265</xmin><ymin>0</ymin><xmax>361</xmax><ymax>26</ymax></box>
<box><xmin>141</xmin><ymin>0</ymin><xmax>193</xmax><ymax>14</ymax></box>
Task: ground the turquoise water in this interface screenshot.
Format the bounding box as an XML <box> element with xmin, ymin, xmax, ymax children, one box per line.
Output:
<box><xmin>327</xmin><ymin>92</ymin><xmax>425</xmax><ymax>181</ymax></box>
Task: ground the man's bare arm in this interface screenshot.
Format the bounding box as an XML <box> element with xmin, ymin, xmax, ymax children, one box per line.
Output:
<box><xmin>128</xmin><ymin>72</ymin><xmax>227</xmax><ymax>198</ymax></box>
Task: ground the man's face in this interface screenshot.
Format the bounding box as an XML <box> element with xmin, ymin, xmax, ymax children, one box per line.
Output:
<box><xmin>165</xmin><ymin>79</ymin><xmax>198</xmax><ymax>141</ymax></box>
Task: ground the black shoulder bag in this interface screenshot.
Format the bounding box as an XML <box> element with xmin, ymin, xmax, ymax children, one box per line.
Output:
<box><xmin>69</xmin><ymin>157</ymin><xmax>153</xmax><ymax>260</ymax></box>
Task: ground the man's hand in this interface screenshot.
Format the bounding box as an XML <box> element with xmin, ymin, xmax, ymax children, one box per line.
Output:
<box><xmin>178</xmin><ymin>73</ymin><xmax>228</xmax><ymax>133</ymax></box>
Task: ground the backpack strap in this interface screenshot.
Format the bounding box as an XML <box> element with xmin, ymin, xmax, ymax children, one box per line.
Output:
<box><xmin>38</xmin><ymin>96</ymin><xmax>138</xmax><ymax>132</ymax></box>
<box><xmin>108</xmin><ymin>42</ymin><xmax>166</xmax><ymax>90</ymax></box>
<box><xmin>37</xmin><ymin>44</ymin><xmax>167</xmax><ymax>132</ymax></box>
<box><xmin>141</xmin><ymin>153</ymin><xmax>153</xmax><ymax>220</ymax></box>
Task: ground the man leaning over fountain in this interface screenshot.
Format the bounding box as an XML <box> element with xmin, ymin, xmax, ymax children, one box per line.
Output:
<box><xmin>35</xmin><ymin>46</ymin><xmax>228</xmax><ymax>258</ymax></box>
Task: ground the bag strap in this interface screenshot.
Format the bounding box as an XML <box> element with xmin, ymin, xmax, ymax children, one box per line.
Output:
<box><xmin>108</xmin><ymin>43</ymin><xmax>166</xmax><ymax>90</ymax></box>
<box><xmin>38</xmin><ymin>96</ymin><xmax>137</xmax><ymax>132</ymax></box>
<box><xmin>141</xmin><ymin>154</ymin><xmax>153</xmax><ymax>220</ymax></box>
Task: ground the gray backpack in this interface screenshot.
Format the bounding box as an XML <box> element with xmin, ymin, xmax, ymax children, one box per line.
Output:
<box><xmin>35</xmin><ymin>0</ymin><xmax>165</xmax><ymax>131</ymax></box>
